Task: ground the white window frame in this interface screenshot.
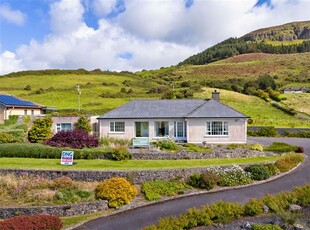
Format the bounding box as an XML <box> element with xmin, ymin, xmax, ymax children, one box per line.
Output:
<box><xmin>110</xmin><ymin>121</ymin><xmax>125</xmax><ymax>133</ymax></box>
<box><xmin>206</xmin><ymin>121</ymin><xmax>228</xmax><ymax>136</ymax></box>
<box><xmin>56</xmin><ymin>123</ymin><xmax>72</xmax><ymax>133</ymax></box>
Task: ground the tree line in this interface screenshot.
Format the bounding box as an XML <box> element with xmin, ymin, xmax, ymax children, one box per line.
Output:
<box><xmin>179</xmin><ymin>38</ymin><xmax>310</xmax><ymax>66</ymax></box>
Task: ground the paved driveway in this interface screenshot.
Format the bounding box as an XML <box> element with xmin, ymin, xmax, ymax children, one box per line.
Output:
<box><xmin>75</xmin><ymin>137</ymin><xmax>310</xmax><ymax>230</ymax></box>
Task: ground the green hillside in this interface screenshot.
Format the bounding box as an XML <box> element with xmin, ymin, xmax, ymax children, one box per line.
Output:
<box><xmin>1</xmin><ymin>54</ymin><xmax>309</xmax><ymax>128</ymax></box>
<box><xmin>179</xmin><ymin>21</ymin><xmax>310</xmax><ymax>66</ymax></box>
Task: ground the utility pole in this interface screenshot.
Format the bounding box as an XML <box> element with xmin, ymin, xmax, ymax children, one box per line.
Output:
<box><xmin>77</xmin><ymin>85</ymin><xmax>81</xmax><ymax>112</ymax></box>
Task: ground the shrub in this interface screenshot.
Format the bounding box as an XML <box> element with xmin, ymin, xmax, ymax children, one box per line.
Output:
<box><xmin>95</xmin><ymin>177</ymin><xmax>137</xmax><ymax>208</ymax></box>
<box><xmin>184</xmin><ymin>143</ymin><xmax>212</xmax><ymax>152</ymax></box>
<box><xmin>74</xmin><ymin>116</ymin><xmax>92</xmax><ymax>133</ymax></box>
<box><xmin>141</xmin><ymin>180</ymin><xmax>190</xmax><ymax>201</ymax></box>
<box><xmin>245</xmin><ymin>164</ymin><xmax>270</xmax><ymax>181</ymax></box>
<box><xmin>262</xmin><ymin>192</ymin><xmax>297</xmax><ymax>212</ymax></box>
<box><xmin>45</xmin><ymin>129</ymin><xmax>99</xmax><ymax>149</ymax></box>
<box><xmin>293</xmin><ymin>184</ymin><xmax>310</xmax><ymax>206</ymax></box>
<box><xmin>256</xmin><ymin>126</ymin><xmax>278</xmax><ymax>137</ymax></box>
<box><xmin>100</xmin><ymin>137</ymin><xmax>130</xmax><ymax>147</ymax></box>
<box><xmin>187</xmin><ymin>174</ymin><xmax>202</xmax><ymax>188</ymax></box>
<box><xmin>0</xmin><ymin>214</ymin><xmax>62</xmax><ymax>230</ymax></box>
<box><xmin>106</xmin><ymin>146</ymin><xmax>132</xmax><ymax>161</ymax></box>
<box><xmin>200</xmin><ymin>172</ymin><xmax>221</xmax><ymax>190</ymax></box>
<box><xmin>252</xmin><ymin>224</ymin><xmax>282</xmax><ymax>230</ymax></box>
<box><xmin>244</xmin><ymin>198</ymin><xmax>263</xmax><ymax>216</ymax></box>
<box><xmin>251</xmin><ymin>143</ymin><xmax>263</xmax><ymax>152</ymax></box>
<box><xmin>266</xmin><ymin>163</ymin><xmax>280</xmax><ymax>176</ymax></box>
<box><xmin>208</xmin><ymin>200</ymin><xmax>244</xmax><ymax>224</ymax></box>
<box><xmin>0</xmin><ymin>132</ymin><xmax>15</xmax><ymax>143</ymax></box>
<box><xmin>4</xmin><ymin>115</ymin><xmax>19</xmax><ymax>125</ymax></box>
<box><xmin>155</xmin><ymin>140</ymin><xmax>180</xmax><ymax>151</ymax></box>
<box><xmin>264</xmin><ymin>142</ymin><xmax>299</xmax><ymax>153</ymax></box>
<box><xmin>28</xmin><ymin>117</ymin><xmax>53</xmax><ymax>143</ymax></box>
<box><xmin>218</xmin><ymin>165</ymin><xmax>252</xmax><ymax>187</ymax></box>
<box><xmin>275</xmin><ymin>153</ymin><xmax>304</xmax><ymax>172</ymax></box>
<box><xmin>52</xmin><ymin>176</ymin><xmax>74</xmax><ymax>189</ymax></box>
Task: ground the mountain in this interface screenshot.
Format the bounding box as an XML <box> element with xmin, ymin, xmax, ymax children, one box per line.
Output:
<box><xmin>179</xmin><ymin>21</ymin><xmax>310</xmax><ymax>66</ymax></box>
<box><xmin>243</xmin><ymin>21</ymin><xmax>310</xmax><ymax>42</ymax></box>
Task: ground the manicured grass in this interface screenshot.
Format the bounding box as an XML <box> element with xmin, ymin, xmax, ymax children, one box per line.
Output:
<box><xmin>0</xmin><ymin>156</ymin><xmax>283</xmax><ymax>170</ymax></box>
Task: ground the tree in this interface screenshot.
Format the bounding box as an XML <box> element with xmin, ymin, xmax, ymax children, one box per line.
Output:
<box><xmin>74</xmin><ymin>116</ymin><xmax>92</xmax><ymax>133</ymax></box>
<box><xmin>28</xmin><ymin>117</ymin><xmax>53</xmax><ymax>143</ymax></box>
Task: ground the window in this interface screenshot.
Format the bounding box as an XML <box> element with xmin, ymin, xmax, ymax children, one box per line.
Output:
<box><xmin>206</xmin><ymin>121</ymin><xmax>228</xmax><ymax>136</ymax></box>
<box><xmin>135</xmin><ymin>122</ymin><xmax>149</xmax><ymax>137</ymax></box>
<box><xmin>31</xmin><ymin>110</ymin><xmax>34</xmax><ymax>115</ymax></box>
<box><xmin>56</xmin><ymin>123</ymin><xmax>72</xmax><ymax>133</ymax></box>
<box><xmin>24</xmin><ymin>110</ymin><xmax>27</xmax><ymax>115</ymax></box>
<box><xmin>110</xmin><ymin>122</ymin><xmax>125</xmax><ymax>132</ymax></box>
<box><xmin>154</xmin><ymin>121</ymin><xmax>169</xmax><ymax>137</ymax></box>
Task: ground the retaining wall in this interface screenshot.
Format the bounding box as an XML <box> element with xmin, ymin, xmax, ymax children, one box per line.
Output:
<box><xmin>0</xmin><ymin>200</ymin><xmax>108</xmax><ymax>219</ymax></box>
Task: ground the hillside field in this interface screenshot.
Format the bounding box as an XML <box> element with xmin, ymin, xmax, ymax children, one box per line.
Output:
<box><xmin>1</xmin><ymin>52</ymin><xmax>310</xmax><ymax>128</ymax></box>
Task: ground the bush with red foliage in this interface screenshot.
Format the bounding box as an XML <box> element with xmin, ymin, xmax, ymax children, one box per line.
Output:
<box><xmin>45</xmin><ymin>129</ymin><xmax>99</xmax><ymax>149</ymax></box>
<box><xmin>0</xmin><ymin>214</ymin><xmax>62</xmax><ymax>230</ymax></box>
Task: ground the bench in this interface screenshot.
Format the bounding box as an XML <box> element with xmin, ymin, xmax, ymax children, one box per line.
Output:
<box><xmin>132</xmin><ymin>137</ymin><xmax>150</xmax><ymax>148</ymax></box>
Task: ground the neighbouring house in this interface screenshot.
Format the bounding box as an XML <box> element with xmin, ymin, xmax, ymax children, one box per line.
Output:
<box><xmin>51</xmin><ymin>116</ymin><xmax>99</xmax><ymax>136</ymax></box>
<box><xmin>0</xmin><ymin>94</ymin><xmax>43</xmax><ymax>124</ymax></box>
<box><xmin>98</xmin><ymin>91</ymin><xmax>249</xmax><ymax>144</ymax></box>
<box><xmin>283</xmin><ymin>87</ymin><xmax>309</xmax><ymax>94</ymax></box>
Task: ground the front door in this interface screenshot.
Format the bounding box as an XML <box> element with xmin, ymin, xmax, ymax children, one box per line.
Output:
<box><xmin>174</xmin><ymin>121</ymin><xmax>186</xmax><ymax>141</ymax></box>
<box><xmin>135</xmin><ymin>122</ymin><xmax>149</xmax><ymax>137</ymax></box>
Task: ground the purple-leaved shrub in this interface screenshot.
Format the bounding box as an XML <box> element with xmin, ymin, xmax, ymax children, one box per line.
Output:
<box><xmin>45</xmin><ymin>129</ymin><xmax>99</xmax><ymax>149</ymax></box>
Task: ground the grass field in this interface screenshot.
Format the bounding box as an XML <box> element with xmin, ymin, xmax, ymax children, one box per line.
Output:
<box><xmin>196</xmin><ymin>88</ymin><xmax>310</xmax><ymax>127</ymax></box>
<box><xmin>0</xmin><ymin>156</ymin><xmax>283</xmax><ymax>170</ymax></box>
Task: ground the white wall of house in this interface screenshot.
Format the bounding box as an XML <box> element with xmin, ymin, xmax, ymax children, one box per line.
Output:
<box><xmin>4</xmin><ymin>107</ymin><xmax>42</xmax><ymax>119</ymax></box>
<box><xmin>187</xmin><ymin>118</ymin><xmax>247</xmax><ymax>144</ymax></box>
<box><xmin>99</xmin><ymin>117</ymin><xmax>247</xmax><ymax>144</ymax></box>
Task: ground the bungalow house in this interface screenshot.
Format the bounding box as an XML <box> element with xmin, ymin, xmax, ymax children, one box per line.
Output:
<box><xmin>51</xmin><ymin>116</ymin><xmax>99</xmax><ymax>136</ymax></box>
<box><xmin>98</xmin><ymin>91</ymin><xmax>249</xmax><ymax>144</ymax></box>
<box><xmin>0</xmin><ymin>94</ymin><xmax>43</xmax><ymax>124</ymax></box>
<box><xmin>283</xmin><ymin>87</ymin><xmax>309</xmax><ymax>94</ymax></box>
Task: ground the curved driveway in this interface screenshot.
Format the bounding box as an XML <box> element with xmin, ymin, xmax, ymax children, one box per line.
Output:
<box><xmin>75</xmin><ymin>137</ymin><xmax>310</xmax><ymax>230</ymax></box>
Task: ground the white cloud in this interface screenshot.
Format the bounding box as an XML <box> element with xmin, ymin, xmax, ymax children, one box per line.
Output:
<box><xmin>92</xmin><ymin>0</ymin><xmax>118</xmax><ymax>17</ymax></box>
<box><xmin>0</xmin><ymin>51</ymin><xmax>24</xmax><ymax>74</ymax></box>
<box><xmin>0</xmin><ymin>4</ymin><xmax>26</xmax><ymax>26</ymax></box>
<box><xmin>1</xmin><ymin>0</ymin><xmax>310</xmax><ymax>75</ymax></box>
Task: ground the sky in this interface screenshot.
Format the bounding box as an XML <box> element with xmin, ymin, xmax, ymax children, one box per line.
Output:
<box><xmin>0</xmin><ymin>0</ymin><xmax>309</xmax><ymax>75</ymax></box>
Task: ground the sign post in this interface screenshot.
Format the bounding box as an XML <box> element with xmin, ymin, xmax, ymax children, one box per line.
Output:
<box><xmin>61</xmin><ymin>151</ymin><xmax>74</xmax><ymax>165</ymax></box>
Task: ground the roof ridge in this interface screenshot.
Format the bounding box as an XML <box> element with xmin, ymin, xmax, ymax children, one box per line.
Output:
<box><xmin>185</xmin><ymin>99</ymin><xmax>209</xmax><ymax>117</ymax></box>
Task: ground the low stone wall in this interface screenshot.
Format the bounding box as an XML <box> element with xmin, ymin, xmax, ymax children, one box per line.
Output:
<box><xmin>130</xmin><ymin>149</ymin><xmax>277</xmax><ymax>160</ymax></box>
<box><xmin>0</xmin><ymin>200</ymin><xmax>108</xmax><ymax>219</ymax></box>
<box><xmin>0</xmin><ymin>166</ymin><xmax>234</xmax><ymax>184</ymax></box>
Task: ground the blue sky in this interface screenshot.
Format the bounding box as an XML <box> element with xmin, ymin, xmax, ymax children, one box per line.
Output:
<box><xmin>0</xmin><ymin>0</ymin><xmax>309</xmax><ymax>75</ymax></box>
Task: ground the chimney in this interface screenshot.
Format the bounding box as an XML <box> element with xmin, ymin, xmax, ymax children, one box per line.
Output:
<box><xmin>212</xmin><ymin>90</ymin><xmax>220</xmax><ymax>101</ymax></box>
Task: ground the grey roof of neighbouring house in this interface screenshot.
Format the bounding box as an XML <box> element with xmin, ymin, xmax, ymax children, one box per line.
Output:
<box><xmin>98</xmin><ymin>99</ymin><xmax>248</xmax><ymax>119</ymax></box>
<box><xmin>0</xmin><ymin>94</ymin><xmax>41</xmax><ymax>108</ymax></box>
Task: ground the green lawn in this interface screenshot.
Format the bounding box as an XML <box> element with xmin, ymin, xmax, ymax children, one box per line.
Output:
<box><xmin>0</xmin><ymin>156</ymin><xmax>283</xmax><ymax>170</ymax></box>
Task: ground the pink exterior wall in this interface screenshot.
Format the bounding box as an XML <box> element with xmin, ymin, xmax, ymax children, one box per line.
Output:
<box><xmin>187</xmin><ymin>118</ymin><xmax>247</xmax><ymax>144</ymax></box>
<box><xmin>99</xmin><ymin>118</ymin><xmax>247</xmax><ymax>144</ymax></box>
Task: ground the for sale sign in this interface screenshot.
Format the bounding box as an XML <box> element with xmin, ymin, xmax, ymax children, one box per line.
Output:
<box><xmin>61</xmin><ymin>151</ymin><xmax>74</xmax><ymax>165</ymax></box>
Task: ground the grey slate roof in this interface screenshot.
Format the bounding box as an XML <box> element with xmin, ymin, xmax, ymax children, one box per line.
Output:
<box><xmin>0</xmin><ymin>94</ymin><xmax>41</xmax><ymax>108</ymax></box>
<box><xmin>98</xmin><ymin>99</ymin><xmax>248</xmax><ymax>119</ymax></box>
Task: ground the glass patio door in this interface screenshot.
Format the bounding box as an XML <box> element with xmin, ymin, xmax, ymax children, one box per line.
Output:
<box><xmin>174</xmin><ymin>121</ymin><xmax>186</xmax><ymax>140</ymax></box>
<box><xmin>135</xmin><ymin>122</ymin><xmax>149</xmax><ymax>137</ymax></box>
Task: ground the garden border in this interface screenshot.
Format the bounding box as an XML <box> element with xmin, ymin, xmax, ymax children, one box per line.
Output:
<box><xmin>0</xmin><ymin>161</ymin><xmax>303</xmax><ymax>220</ymax></box>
